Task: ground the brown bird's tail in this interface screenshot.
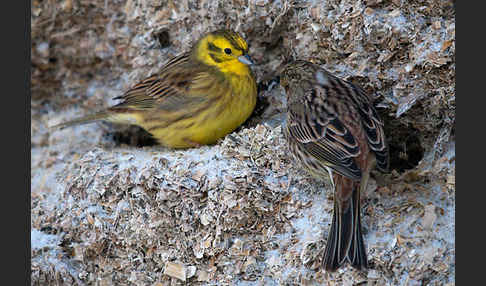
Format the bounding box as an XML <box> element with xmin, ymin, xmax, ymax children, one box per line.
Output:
<box><xmin>322</xmin><ymin>177</ymin><xmax>367</xmax><ymax>271</ymax></box>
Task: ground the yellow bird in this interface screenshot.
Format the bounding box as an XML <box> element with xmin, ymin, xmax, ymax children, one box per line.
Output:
<box><xmin>52</xmin><ymin>30</ymin><xmax>257</xmax><ymax>148</ymax></box>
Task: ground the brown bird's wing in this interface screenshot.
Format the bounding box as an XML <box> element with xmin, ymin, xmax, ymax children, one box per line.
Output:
<box><xmin>338</xmin><ymin>77</ymin><xmax>389</xmax><ymax>173</ymax></box>
<box><xmin>111</xmin><ymin>53</ymin><xmax>209</xmax><ymax>112</ymax></box>
<box><xmin>286</xmin><ymin>85</ymin><xmax>362</xmax><ymax>180</ymax></box>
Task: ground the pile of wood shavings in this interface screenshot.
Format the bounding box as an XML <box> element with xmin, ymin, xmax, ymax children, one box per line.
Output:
<box><xmin>31</xmin><ymin>122</ymin><xmax>454</xmax><ymax>285</ymax></box>
<box><xmin>31</xmin><ymin>0</ymin><xmax>455</xmax><ymax>285</ymax></box>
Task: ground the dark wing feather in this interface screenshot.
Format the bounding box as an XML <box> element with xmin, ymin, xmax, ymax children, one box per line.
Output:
<box><xmin>287</xmin><ymin>95</ymin><xmax>362</xmax><ymax>180</ymax></box>
<box><xmin>316</xmin><ymin>68</ymin><xmax>389</xmax><ymax>173</ymax></box>
<box><xmin>110</xmin><ymin>53</ymin><xmax>205</xmax><ymax>111</ymax></box>
<box><xmin>343</xmin><ymin>81</ymin><xmax>389</xmax><ymax>172</ymax></box>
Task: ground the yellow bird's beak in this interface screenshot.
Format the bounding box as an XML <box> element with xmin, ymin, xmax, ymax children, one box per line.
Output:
<box><xmin>238</xmin><ymin>54</ymin><xmax>254</xmax><ymax>65</ymax></box>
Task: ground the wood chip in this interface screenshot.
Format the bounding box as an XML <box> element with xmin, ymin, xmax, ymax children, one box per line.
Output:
<box><xmin>164</xmin><ymin>261</ymin><xmax>186</xmax><ymax>281</ymax></box>
<box><xmin>197</xmin><ymin>270</ymin><xmax>209</xmax><ymax>282</ymax></box>
<box><xmin>422</xmin><ymin>203</ymin><xmax>437</xmax><ymax>230</ymax></box>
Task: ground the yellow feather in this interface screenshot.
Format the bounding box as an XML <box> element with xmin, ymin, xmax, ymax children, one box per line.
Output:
<box><xmin>52</xmin><ymin>30</ymin><xmax>257</xmax><ymax>149</ymax></box>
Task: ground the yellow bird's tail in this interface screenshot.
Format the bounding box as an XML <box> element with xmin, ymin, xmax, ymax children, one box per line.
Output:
<box><xmin>49</xmin><ymin>111</ymin><xmax>113</xmax><ymax>130</ymax></box>
<box><xmin>49</xmin><ymin>107</ymin><xmax>141</xmax><ymax>130</ymax></box>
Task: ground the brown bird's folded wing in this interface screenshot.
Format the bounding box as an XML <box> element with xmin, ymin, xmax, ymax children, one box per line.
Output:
<box><xmin>345</xmin><ymin>83</ymin><xmax>389</xmax><ymax>173</ymax></box>
<box><xmin>286</xmin><ymin>100</ymin><xmax>362</xmax><ymax>181</ymax></box>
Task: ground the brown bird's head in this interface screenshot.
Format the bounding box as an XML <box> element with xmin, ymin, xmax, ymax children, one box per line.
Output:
<box><xmin>280</xmin><ymin>60</ymin><xmax>323</xmax><ymax>87</ymax></box>
<box><xmin>280</xmin><ymin>60</ymin><xmax>324</xmax><ymax>104</ymax></box>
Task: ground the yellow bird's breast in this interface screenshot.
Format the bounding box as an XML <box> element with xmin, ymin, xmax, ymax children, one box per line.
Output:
<box><xmin>144</xmin><ymin>71</ymin><xmax>257</xmax><ymax>148</ymax></box>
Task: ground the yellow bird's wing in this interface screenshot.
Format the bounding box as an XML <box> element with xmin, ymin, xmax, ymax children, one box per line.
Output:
<box><xmin>111</xmin><ymin>53</ymin><xmax>215</xmax><ymax>112</ymax></box>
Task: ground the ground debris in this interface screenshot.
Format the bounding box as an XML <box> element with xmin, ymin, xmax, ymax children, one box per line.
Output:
<box><xmin>32</xmin><ymin>0</ymin><xmax>454</xmax><ymax>285</ymax></box>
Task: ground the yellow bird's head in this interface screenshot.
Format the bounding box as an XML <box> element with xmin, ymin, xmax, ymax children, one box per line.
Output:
<box><xmin>193</xmin><ymin>30</ymin><xmax>254</xmax><ymax>76</ymax></box>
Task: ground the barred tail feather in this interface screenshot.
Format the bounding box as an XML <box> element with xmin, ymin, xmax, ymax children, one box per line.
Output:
<box><xmin>347</xmin><ymin>186</ymin><xmax>367</xmax><ymax>270</ymax></box>
<box><xmin>322</xmin><ymin>182</ymin><xmax>367</xmax><ymax>271</ymax></box>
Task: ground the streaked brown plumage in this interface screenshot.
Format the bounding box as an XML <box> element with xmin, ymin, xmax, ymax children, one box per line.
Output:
<box><xmin>281</xmin><ymin>61</ymin><xmax>389</xmax><ymax>271</ymax></box>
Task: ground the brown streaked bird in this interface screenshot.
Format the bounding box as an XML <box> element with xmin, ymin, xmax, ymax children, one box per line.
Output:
<box><xmin>51</xmin><ymin>30</ymin><xmax>257</xmax><ymax>149</ymax></box>
<box><xmin>281</xmin><ymin>60</ymin><xmax>389</xmax><ymax>271</ymax></box>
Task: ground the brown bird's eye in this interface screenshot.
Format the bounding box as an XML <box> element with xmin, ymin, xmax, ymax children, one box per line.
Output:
<box><xmin>224</xmin><ymin>48</ymin><xmax>232</xmax><ymax>55</ymax></box>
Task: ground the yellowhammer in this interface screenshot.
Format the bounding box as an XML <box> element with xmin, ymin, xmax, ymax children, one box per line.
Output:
<box><xmin>52</xmin><ymin>30</ymin><xmax>257</xmax><ymax>148</ymax></box>
<box><xmin>281</xmin><ymin>60</ymin><xmax>389</xmax><ymax>271</ymax></box>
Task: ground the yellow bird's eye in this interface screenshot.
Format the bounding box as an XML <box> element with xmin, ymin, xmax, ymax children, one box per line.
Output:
<box><xmin>224</xmin><ymin>48</ymin><xmax>232</xmax><ymax>55</ymax></box>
